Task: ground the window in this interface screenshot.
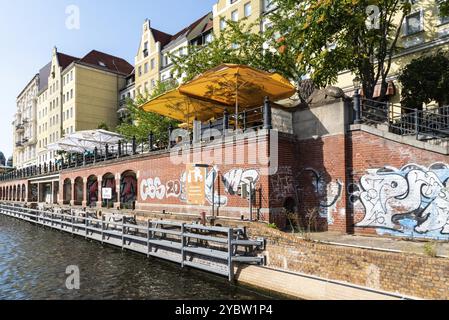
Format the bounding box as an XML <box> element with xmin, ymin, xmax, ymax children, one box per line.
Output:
<box><xmin>151</xmin><ymin>58</ymin><xmax>155</xmax><ymax>70</ymax></box>
<box><xmin>163</xmin><ymin>54</ymin><xmax>170</xmax><ymax>67</ymax></box>
<box><xmin>144</xmin><ymin>62</ymin><xmax>149</xmax><ymax>73</ymax></box>
<box><xmin>404</xmin><ymin>10</ymin><xmax>423</xmax><ymax>35</ymax></box>
<box><xmin>151</xmin><ymin>79</ymin><xmax>156</xmax><ymax>89</ymax></box>
<box><xmin>71</xmin><ymin>70</ymin><xmax>73</xmax><ymax>81</ymax></box>
<box><xmin>138</xmin><ymin>66</ymin><xmax>142</xmax><ymax>76</ymax></box>
<box><xmin>70</xmin><ymin>89</ymin><xmax>73</xmax><ymax>99</ymax></box>
<box><xmin>244</xmin><ymin>2</ymin><xmax>252</xmax><ymax>17</ymax></box>
<box><xmin>143</xmin><ymin>41</ymin><xmax>149</xmax><ymax>57</ymax></box>
<box><xmin>231</xmin><ymin>10</ymin><xmax>238</xmax><ymax>22</ymax></box>
<box><xmin>220</xmin><ymin>17</ymin><xmax>226</xmax><ymax>30</ymax></box>
<box><xmin>205</xmin><ymin>33</ymin><xmax>213</xmax><ymax>44</ymax></box>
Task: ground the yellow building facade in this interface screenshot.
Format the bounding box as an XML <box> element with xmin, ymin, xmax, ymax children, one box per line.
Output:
<box><xmin>36</xmin><ymin>47</ymin><xmax>132</xmax><ymax>165</ymax></box>
<box><xmin>134</xmin><ymin>20</ymin><xmax>172</xmax><ymax>97</ymax></box>
<box><xmin>213</xmin><ymin>0</ymin><xmax>274</xmax><ymax>35</ymax></box>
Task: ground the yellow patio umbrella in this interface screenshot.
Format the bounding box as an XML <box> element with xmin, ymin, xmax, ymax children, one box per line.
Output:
<box><xmin>178</xmin><ymin>64</ymin><xmax>297</xmax><ymax>124</ymax></box>
<box><xmin>141</xmin><ymin>89</ymin><xmax>231</xmax><ymax>125</ymax></box>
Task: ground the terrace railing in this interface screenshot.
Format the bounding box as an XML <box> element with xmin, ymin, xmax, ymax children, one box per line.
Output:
<box><xmin>359</xmin><ymin>98</ymin><xmax>449</xmax><ymax>141</ymax></box>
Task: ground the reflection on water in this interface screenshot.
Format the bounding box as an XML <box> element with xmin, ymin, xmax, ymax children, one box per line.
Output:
<box><xmin>0</xmin><ymin>215</ymin><xmax>270</xmax><ymax>300</ymax></box>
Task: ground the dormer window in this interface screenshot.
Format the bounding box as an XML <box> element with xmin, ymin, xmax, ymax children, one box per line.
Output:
<box><xmin>98</xmin><ymin>61</ymin><xmax>106</xmax><ymax>67</ymax></box>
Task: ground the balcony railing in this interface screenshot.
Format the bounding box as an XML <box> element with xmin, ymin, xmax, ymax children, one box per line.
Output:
<box><xmin>359</xmin><ymin>98</ymin><xmax>449</xmax><ymax>140</ymax></box>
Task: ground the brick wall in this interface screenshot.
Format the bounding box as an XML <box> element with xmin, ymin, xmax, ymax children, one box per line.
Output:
<box><xmin>347</xmin><ymin>128</ymin><xmax>449</xmax><ymax>238</ymax></box>
<box><xmin>295</xmin><ymin>134</ymin><xmax>348</xmax><ymax>233</ymax></box>
<box><xmin>57</xmin><ymin>133</ymin><xmax>275</xmax><ymax>220</ymax></box>
<box><xmin>248</xmin><ymin>224</ymin><xmax>449</xmax><ymax>300</ymax></box>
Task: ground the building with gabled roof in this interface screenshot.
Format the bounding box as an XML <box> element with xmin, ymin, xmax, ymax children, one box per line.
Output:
<box><xmin>35</xmin><ymin>47</ymin><xmax>133</xmax><ymax>166</ymax></box>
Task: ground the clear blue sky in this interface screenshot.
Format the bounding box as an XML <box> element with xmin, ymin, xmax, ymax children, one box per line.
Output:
<box><xmin>0</xmin><ymin>0</ymin><xmax>217</xmax><ymax>160</ymax></box>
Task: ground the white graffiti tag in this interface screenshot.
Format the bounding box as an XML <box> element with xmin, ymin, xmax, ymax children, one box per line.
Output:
<box><xmin>356</xmin><ymin>163</ymin><xmax>449</xmax><ymax>236</ymax></box>
<box><xmin>222</xmin><ymin>169</ymin><xmax>260</xmax><ymax>195</ymax></box>
<box><xmin>140</xmin><ymin>177</ymin><xmax>181</xmax><ymax>201</ymax></box>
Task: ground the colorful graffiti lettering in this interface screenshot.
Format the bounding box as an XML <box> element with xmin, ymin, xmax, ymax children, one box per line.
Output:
<box><xmin>356</xmin><ymin>163</ymin><xmax>449</xmax><ymax>239</ymax></box>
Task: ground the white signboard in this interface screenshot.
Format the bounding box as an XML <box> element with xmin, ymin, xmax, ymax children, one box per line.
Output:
<box><xmin>102</xmin><ymin>188</ymin><xmax>112</xmax><ymax>200</ymax></box>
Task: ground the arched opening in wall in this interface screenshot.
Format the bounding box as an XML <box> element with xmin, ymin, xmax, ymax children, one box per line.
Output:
<box><xmin>282</xmin><ymin>197</ymin><xmax>299</xmax><ymax>232</ymax></box>
<box><xmin>0</xmin><ymin>187</ymin><xmax>3</xmax><ymax>200</ymax></box>
<box><xmin>120</xmin><ymin>170</ymin><xmax>137</xmax><ymax>210</ymax></box>
<box><xmin>17</xmin><ymin>185</ymin><xmax>21</xmax><ymax>202</ymax></box>
<box><xmin>102</xmin><ymin>173</ymin><xmax>117</xmax><ymax>208</ymax></box>
<box><xmin>86</xmin><ymin>175</ymin><xmax>98</xmax><ymax>207</ymax></box>
<box><xmin>10</xmin><ymin>186</ymin><xmax>13</xmax><ymax>201</ymax></box>
<box><xmin>6</xmin><ymin>186</ymin><xmax>9</xmax><ymax>201</ymax></box>
<box><xmin>22</xmin><ymin>184</ymin><xmax>26</xmax><ymax>202</ymax></box>
<box><xmin>30</xmin><ymin>184</ymin><xmax>38</xmax><ymax>202</ymax></box>
<box><xmin>63</xmin><ymin>179</ymin><xmax>72</xmax><ymax>205</ymax></box>
<box><xmin>13</xmin><ymin>186</ymin><xmax>16</xmax><ymax>201</ymax></box>
<box><xmin>74</xmin><ymin>177</ymin><xmax>84</xmax><ymax>206</ymax></box>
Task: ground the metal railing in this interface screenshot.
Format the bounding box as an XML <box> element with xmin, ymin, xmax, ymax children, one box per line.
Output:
<box><xmin>360</xmin><ymin>98</ymin><xmax>449</xmax><ymax>140</ymax></box>
<box><xmin>0</xmin><ymin>203</ymin><xmax>265</xmax><ymax>281</ymax></box>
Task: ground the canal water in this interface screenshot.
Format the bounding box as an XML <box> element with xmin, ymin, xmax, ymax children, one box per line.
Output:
<box><xmin>0</xmin><ymin>215</ymin><xmax>271</xmax><ymax>300</ymax></box>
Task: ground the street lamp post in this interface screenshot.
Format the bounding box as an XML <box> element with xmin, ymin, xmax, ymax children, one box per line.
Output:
<box><xmin>353</xmin><ymin>76</ymin><xmax>362</xmax><ymax>124</ymax></box>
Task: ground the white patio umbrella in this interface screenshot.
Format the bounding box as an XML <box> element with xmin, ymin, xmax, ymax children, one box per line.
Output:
<box><xmin>65</xmin><ymin>130</ymin><xmax>123</xmax><ymax>149</ymax></box>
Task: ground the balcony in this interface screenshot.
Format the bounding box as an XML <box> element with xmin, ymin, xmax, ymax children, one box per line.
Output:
<box><xmin>15</xmin><ymin>141</ymin><xmax>24</xmax><ymax>149</ymax></box>
<box><xmin>16</xmin><ymin>124</ymin><xmax>25</xmax><ymax>133</ymax></box>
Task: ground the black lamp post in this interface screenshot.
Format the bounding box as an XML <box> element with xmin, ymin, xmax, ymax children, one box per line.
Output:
<box><xmin>353</xmin><ymin>76</ymin><xmax>362</xmax><ymax>124</ymax></box>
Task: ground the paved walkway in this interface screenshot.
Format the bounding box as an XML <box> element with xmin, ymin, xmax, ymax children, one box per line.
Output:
<box><xmin>303</xmin><ymin>232</ymin><xmax>449</xmax><ymax>258</ymax></box>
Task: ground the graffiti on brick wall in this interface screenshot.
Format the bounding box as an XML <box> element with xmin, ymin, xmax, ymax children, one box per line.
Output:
<box><xmin>140</xmin><ymin>167</ymin><xmax>260</xmax><ymax>207</ymax></box>
<box><xmin>299</xmin><ymin>168</ymin><xmax>343</xmax><ymax>225</ymax></box>
<box><xmin>140</xmin><ymin>177</ymin><xmax>182</xmax><ymax>201</ymax></box>
<box><xmin>356</xmin><ymin>163</ymin><xmax>449</xmax><ymax>239</ymax></box>
<box><xmin>269</xmin><ymin>166</ymin><xmax>298</xmax><ymax>203</ymax></box>
<box><xmin>222</xmin><ymin>168</ymin><xmax>260</xmax><ymax>195</ymax></box>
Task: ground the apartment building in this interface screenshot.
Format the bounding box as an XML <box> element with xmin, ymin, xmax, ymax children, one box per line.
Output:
<box><xmin>134</xmin><ymin>20</ymin><xmax>172</xmax><ymax>97</ymax></box>
<box><xmin>132</xmin><ymin>13</ymin><xmax>214</xmax><ymax>100</ymax></box>
<box><xmin>212</xmin><ymin>0</ymin><xmax>275</xmax><ymax>35</ymax></box>
<box><xmin>160</xmin><ymin>12</ymin><xmax>213</xmax><ymax>84</ymax></box>
<box><xmin>36</xmin><ymin>47</ymin><xmax>133</xmax><ymax>165</ymax></box>
<box><xmin>13</xmin><ymin>70</ymin><xmax>41</xmax><ymax>169</ymax></box>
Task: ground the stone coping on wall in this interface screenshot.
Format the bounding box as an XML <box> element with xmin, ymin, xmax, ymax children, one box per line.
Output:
<box><xmin>350</xmin><ymin>124</ymin><xmax>449</xmax><ymax>155</ymax></box>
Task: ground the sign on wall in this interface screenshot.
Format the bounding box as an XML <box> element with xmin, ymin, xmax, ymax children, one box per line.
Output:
<box><xmin>102</xmin><ymin>188</ymin><xmax>112</xmax><ymax>200</ymax></box>
<box><xmin>185</xmin><ymin>164</ymin><xmax>207</xmax><ymax>205</ymax></box>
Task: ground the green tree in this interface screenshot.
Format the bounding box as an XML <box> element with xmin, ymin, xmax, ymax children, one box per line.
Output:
<box><xmin>398</xmin><ymin>51</ymin><xmax>449</xmax><ymax>109</ymax></box>
<box><xmin>116</xmin><ymin>80</ymin><xmax>179</xmax><ymax>144</ymax></box>
<box><xmin>266</xmin><ymin>0</ymin><xmax>415</xmax><ymax>101</ymax></box>
<box><xmin>267</xmin><ymin>0</ymin><xmax>449</xmax><ymax>101</ymax></box>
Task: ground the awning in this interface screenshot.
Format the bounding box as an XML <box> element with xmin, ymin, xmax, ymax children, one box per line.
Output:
<box><xmin>178</xmin><ymin>64</ymin><xmax>296</xmax><ymax>109</ymax></box>
<box><xmin>141</xmin><ymin>89</ymin><xmax>232</xmax><ymax>123</ymax></box>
